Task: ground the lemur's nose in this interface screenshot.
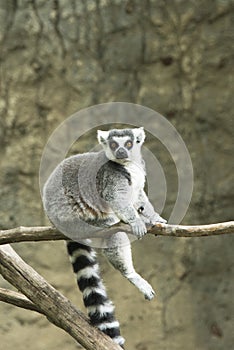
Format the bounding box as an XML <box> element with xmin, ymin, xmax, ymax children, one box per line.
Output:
<box><xmin>116</xmin><ymin>147</ymin><xmax>128</xmax><ymax>159</ymax></box>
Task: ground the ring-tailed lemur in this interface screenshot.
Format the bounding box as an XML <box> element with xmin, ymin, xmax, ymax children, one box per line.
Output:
<box><xmin>42</xmin><ymin>127</ymin><xmax>166</xmax><ymax>348</ymax></box>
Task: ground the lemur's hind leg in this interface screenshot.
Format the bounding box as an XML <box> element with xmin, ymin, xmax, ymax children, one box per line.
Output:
<box><xmin>102</xmin><ymin>232</ymin><xmax>155</xmax><ymax>300</ymax></box>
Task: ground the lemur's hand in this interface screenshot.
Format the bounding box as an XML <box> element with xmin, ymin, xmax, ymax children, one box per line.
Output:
<box><xmin>137</xmin><ymin>205</ymin><xmax>167</xmax><ymax>226</ymax></box>
<box><xmin>130</xmin><ymin>218</ymin><xmax>147</xmax><ymax>239</ymax></box>
<box><xmin>139</xmin><ymin>213</ymin><xmax>167</xmax><ymax>226</ymax></box>
<box><xmin>150</xmin><ymin>213</ymin><xmax>167</xmax><ymax>225</ymax></box>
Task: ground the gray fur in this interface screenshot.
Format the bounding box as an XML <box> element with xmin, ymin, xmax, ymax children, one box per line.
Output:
<box><xmin>43</xmin><ymin>127</ymin><xmax>167</xmax><ymax>346</ymax></box>
<box><xmin>43</xmin><ymin>127</ymin><xmax>166</xmax><ymax>240</ymax></box>
<box><xmin>43</xmin><ymin>127</ymin><xmax>167</xmax><ymax>309</ymax></box>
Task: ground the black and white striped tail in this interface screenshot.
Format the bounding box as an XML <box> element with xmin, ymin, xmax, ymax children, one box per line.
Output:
<box><xmin>67</xmin><ymin>241</ymin><xmax>125</xmax><ymax>348</ymax></box>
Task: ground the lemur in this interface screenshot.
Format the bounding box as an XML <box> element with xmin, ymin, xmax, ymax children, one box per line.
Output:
<box><xmin>42</xmin><ymin>127</ymin><xmax>166</xmax><ymax>348</ymax></box>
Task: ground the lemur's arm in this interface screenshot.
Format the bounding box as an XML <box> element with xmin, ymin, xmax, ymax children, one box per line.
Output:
<box><xmin>135</xmin><ymin>190</ymin><xmax>167</xmax><ymax>225</ymax></box>
<box><xmin>102</xmin><ymin>182</ymin><xmax>147</xmax><ymax>238</ymax></box>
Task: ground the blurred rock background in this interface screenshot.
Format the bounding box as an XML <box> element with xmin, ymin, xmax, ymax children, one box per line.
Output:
<box><xmin>0</xmin><ymin>1</ymin><xmax>233</xmax><ymax>349</ymax></box>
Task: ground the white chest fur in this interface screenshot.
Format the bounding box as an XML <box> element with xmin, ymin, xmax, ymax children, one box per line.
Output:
<box><xmin>125</xmin><ymin>162</ymin><xmax>145</xmax><ymax>203</ymax></box>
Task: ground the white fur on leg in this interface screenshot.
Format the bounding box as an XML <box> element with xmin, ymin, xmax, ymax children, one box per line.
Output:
<box><xmin>124</xmin><ymin>271</ymin><xmax>155</xmax><ymax>300</ymax></box>
<box><xmin>103</xmin><ymin>231</ymin><xmax>155</xmax><ymax>300</ymax></box>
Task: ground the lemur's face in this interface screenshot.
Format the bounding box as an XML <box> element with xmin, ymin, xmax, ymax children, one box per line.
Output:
<box><xmin>97</xmin><ymin>127</ymin><xmax>145</xmax><ymax>163</ymax></box>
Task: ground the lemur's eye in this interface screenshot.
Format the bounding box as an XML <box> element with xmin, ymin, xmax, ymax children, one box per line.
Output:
<box><xmin>110</xmin><ymin>141</ymin><xmax>118</xmax><ymax>150</ymax></box>
<box><xmin>125</xmin><ymin>140</ymin><xmax>133</xmax><ymax>149</ymax></box>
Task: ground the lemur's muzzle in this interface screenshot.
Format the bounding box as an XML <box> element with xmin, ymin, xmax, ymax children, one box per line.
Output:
<box><xmin>116</xmin><ymin>147</ymin><xmax>128</xmax><ymax>159</ymax></box>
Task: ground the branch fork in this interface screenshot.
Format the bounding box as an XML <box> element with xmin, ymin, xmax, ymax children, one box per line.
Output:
<box><xmin>0</xmin><ymin>220</ymin><xmax>233</xmax><ymax>349</ymax></box>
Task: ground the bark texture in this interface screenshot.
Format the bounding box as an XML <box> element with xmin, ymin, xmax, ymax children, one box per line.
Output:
<box><xmin>1</xmin><ymin>221</ymin><xmax>234</xmax><ymax>245</ymax></box>
<box><xmin>0</xmin><ymin>244</ymin><xmax>122</xmax><ymax>350</ymax></box>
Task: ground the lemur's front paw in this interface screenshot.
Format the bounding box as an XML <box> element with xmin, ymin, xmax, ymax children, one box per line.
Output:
<box><xmin>130</xmin><ymin>218</ymin><xmax>147</xmax><ymax>239</ymax></box>
<box><xmin>151</xmin><ymin>213</ymin><xmax>167</xmax><ymax>225</ymax></box>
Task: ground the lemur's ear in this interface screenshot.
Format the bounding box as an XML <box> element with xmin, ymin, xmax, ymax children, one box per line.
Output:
<box><xmin>97</xmin><ymin>130</ymin><xmax>109</xmax><ymax>144</ymax></box>
<box><xmin>132</xmin><ymin>127</ymin><xmax>145</xmax><ymax>144</ymax></box>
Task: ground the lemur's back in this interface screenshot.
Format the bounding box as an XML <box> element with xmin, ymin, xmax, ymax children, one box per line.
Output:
<box><xmin>43</xmin><ymin>150</ymin><xmax>132</xmax><ymax>237</ymax></box>
<box><xmin>43</xmin><ymin>150</ymin><xmax>126</xmax><ymax>347</ymax></box>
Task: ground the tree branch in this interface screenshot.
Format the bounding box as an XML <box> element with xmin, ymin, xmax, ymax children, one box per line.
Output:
<box><xmin>0</xmin><ymin>287</ymin><xmax>43</xmax><ymax>314</ymax></box>
<box><xmin>150</xmin><ymin>221</ymin><xmax>234</xmax><ymax>237</ymax></box>
<box><xmin>0</xmin><ymin>221</ymin><xmax>233</xmax><ymax>245</ymax></box>
<box><xmin>0</xmin><ymin>244</ymin><xmax>122</xmax><ymax>350</ymax></box>
<box><xmin>0</xmin><ymin>225</ymin><xmax>62</xmax><ymax>244</ymax></box>
<box><xmin>0</xmin><ymin>221</ymin><xmax>233</xmax><ymax>349</ymax></box>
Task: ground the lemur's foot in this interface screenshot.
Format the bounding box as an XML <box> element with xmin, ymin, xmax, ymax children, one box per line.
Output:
<box><xmin>126</xmin><ymin>272</ymin><xmax>155</xmax><ymax>300</ymax></box>
<box><xmin>142</xmin><ymin>281</ymin><xmax>155</xmax><ymax>300</ymax></box>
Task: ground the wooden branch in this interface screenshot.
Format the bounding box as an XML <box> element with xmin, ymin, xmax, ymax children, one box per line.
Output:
<box><xmin>0</xmin><ymin>287</ymin><xmax>43</xmax><ymax>314</ymax></box>
<box><xmin>150</xmin><ymin>221</ymin><xmax>234</xmax><ymax>237</ymax></box>
<box><xmin>0</xmin><ymin>245</ymin><xmax>122</xmax><ymax>350</ymax></box>
<box><xmin>0</xmin><ymin>226</ymin><xmax>63</xmax><ymax>244</ymax></box>
<box><xmin>0</xmin><ymin>221</ymin><xmax>234</xmax><ymax>245</ymax></box>
<box><xmin>0</xmin><ymin>222</ymin><xmax>233</xmax><ymax>349</ymax></box>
